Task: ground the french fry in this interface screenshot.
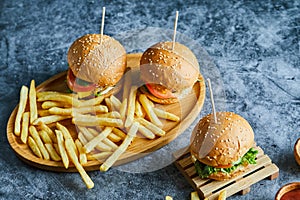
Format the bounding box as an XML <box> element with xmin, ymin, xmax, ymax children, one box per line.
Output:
<box><xmin>78</xmin><ymin>127</ymin><xmax>113</xmax><ymax>152</ymax></box>
<box><xmin>107</xmin><ymin>132</ymin><xmax>122</xmax><ymax>143</ymax></box>
<box><xmin>104</xmin><ymin>98</ymin><xmax>113</xmax><ymax>111</ymax></box>
<box><xmin>87</xmin><ymin>151</ymin><xmax>112</xmax><ymax>161</ymax></box>
<box><xmin>137</xmin><ymin>123</ymin><xmax>156</xmax><ymax>139</ymax></box>
<box><xmin>37</xmin><ymin>91</ymin><xmax>73</xmax><ymax>98</ymax></box>
<box><xmin>119</xmin><ymin>98</ymin><xmax>127</xmax><ymax>120</ymax></box>
<box><xmin>139</xmin><ymin>94</ymin><xmax>163</xmax><ymax>127</ymax></box>
<box><xmin>153</xmin><ymin>107</ymin><xmax>180</xmax><ymax>122</ymax></box>
<box><xmin>218</xmin><ymin>190</ymin><xmax>227</xmax><ymax>200</ymax></box>
<box><xmin>124</xmin><ymin>86</ymin><xmax>138</xmax><ymax>128</ymax></box>
<box><xmin>49</xmin><ymin>107</ymin><xmax>72</xmax><ymax>116</ymax></box>
<box><xmin>65</xmin><ymin>139</ymin><xmax>94</xmax><ymax>189</ymax></box>
<box><xmin>38</xmin><ymin>122</ymin><xmax>57</xmax><ymax>143</ymax></box>
<box><xmin>148</xmin><ymin>98</ymin><xmax>154</xmax><ymax>107</ymax></box>
<box><xmin>87</xmin><ymin>128</ymin><xmax>118</xmax><ymax>150</ymax></box>
<box><xmin>41</xmin><ymin>101</ymin><xmax>69</xmax><ymax>109</ymax></box>
<box><xmin>100</xmin><ymin>122</ymin><xmax>139</xmax><ymax>172</ymax></box>
<box><xmin>29</xmin><ymin>80</ymin><xmax>38</xmax><ymax>124</ymax></box>
<box><xmin>135</xmin><ymin>100</ymin><xmax>144</xmax><ymax>118</ymax></box>
<box><xmin>15</xmin><ymin>85</ymin><xmax>28</xmax><ymax>136</ymax></box>
<box><xmin>97</xmin><ymin>111</ymin><xmax>121</xmax><ymax>119</ymax></box>
<box><xmin>78</xmin><ymin>132</ymin><xmax>88</xmax><ymax>145</ymax></box>
<box><xmin>102</xmin><ymin>138</ymin><xmax>118</xmax><ymax>150</ymax></box>
<box><xmin>55</xmin><ymin>130</ymin><xmax>69</xmax><ymax>169</ymax></box>
<box><xmin>28</xmin><ymin>136</ymin><xmax>42</xmax><ymax>158</ymax></box>
<box><xmin>191</xmin><ymin>191</ymin><xmax>200</xmax><ymax>200</ymax></box>
<box><xmin>83</xmin><ymin>127</ymin><xmax>113</xmax><ymax>153</ymax></box>
<box><xmin>56</xmin><ymin>122</ymin><xmax>77</xmax><ymax>154</ymax></box>
<box><xmin>136</xmin><ymin>118</ymin><xmax>165</xmax><ymax>136</ymax></box>
<box><xmin>75</xmin><ymin>139</ymin><xmax>87</xmax><ymax>165</ymax></box>
<box><xmin>72</xmin><ymin>115</ymin><xmax>123</xmax><ymax>127</ymax></box>
<box><xmin>44</xmin><ymin>143</ymin><xmax>61</xmax><ymax>161</ymax></box>
<box><xmin>29</xmin><ymin>126</ymin><xmax>50</xmax><ymax>160</ymax></box>
<box><xmin>79</xmin><ymin>95</ymin><xmax>105</xmax><ymax>107</ymax></box>
<box><xmin>73</xmin><ymin>105</ymin><xmax>108</xmax><ymax>115</ymax></box>
<box><xmin>39</xmin><ymin>129</ymin><xmax>52</xmax><ymax>144</ymax></box>
<box><xmin>110</xmin><ymin>95</ymin><xmax>122</xmax><ymax>111</ymax></box>
<box><xmin>33</xmin><ymin>115</ymin><xmax>71</xmax><ymax>125</ymax></box>
<box><xmin>37</xmin><ymin>92</ymin><xmax>80</xmax><ymax>107</ymax></box>
<box><xmin>122</xmin><ymin>70</ymin><xmax>132</xmax><ymax>101</ymax></box>
<box><xmin>165</xmin><ymin>196</ymin><xmax>173</xmax><ymax>200</ymax></box>
<box><xmin>20</xmin><ymin>112</ymin><xmax>30</xmax><ymax>144</ymax></box>
<box><xmin>112</xmin><ymin>128</ymin><xmax>126</xmax><ymax>140</ymax></box>
<box><xmin>78</xmin><ymin>126</ymin><xmax>97</xmax><ymax>138</ymax></box>
<box><xmin>38</xmin><ymin>109</ymin><xmax>50</xmax><ymax>117</ymax></box>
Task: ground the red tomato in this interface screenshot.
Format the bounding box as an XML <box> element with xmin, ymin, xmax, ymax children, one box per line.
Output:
<box><xmin>66</xmin><ymin>69</ymin><xmax>96</xmax><ymax>92</ymax></box>
<box><xmin>145</xmin><ymin>83</ymin><xmax>175</xmax><ymax>99</ymax></box>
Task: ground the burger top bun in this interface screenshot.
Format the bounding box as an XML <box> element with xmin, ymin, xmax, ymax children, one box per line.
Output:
<box><xmin>190</xmin><ymin>112</ymin><xmax>254</xmax><ymax>167</ymax></box>
<box><xmin>67</xmin><ymin>34</ymin><xmax>126</xmax><ymax>87</ymax></box>
<box><xmin>140</xmin><ymin>41</ymin><xmax>200</xmax><ymax>93</ymax></box>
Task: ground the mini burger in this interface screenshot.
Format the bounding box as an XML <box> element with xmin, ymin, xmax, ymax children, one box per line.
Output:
<box><xmin>67</xmin><ymin>34</ymin><xmax>126</xmax><ymax>98</ymax></box>
<box><xmin>139</xmin><ymin>41</ymin><xmax>200</xmax><ymax>104</ymax></box>
<box><xmin>190</xmin><ymin>112</ymin><xmax>258</xmax><ymax>180</ymax></box>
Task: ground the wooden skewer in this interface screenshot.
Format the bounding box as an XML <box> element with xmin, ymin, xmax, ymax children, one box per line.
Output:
<box><xmin>100</xmin><ymin>7</ymin><xmax>106</xmax><ymax>44</ymax></box>
<box><xmin>172</xmin><ymin>11</ymin><xmax>179</xmax><ymax>51</ymax></box>
<box><xmin>207</xmin><ymin>78</ymin><xmax>217</xmax><ymax>123</ymax></box>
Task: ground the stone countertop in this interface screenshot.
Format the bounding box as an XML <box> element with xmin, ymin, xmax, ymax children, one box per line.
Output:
<box><xmin>0</xmin><ymin>0</ymin><xmax>299</xmax><ymax>199</ymax></box>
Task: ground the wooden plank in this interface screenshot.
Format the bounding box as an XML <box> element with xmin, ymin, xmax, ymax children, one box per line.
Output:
<box><xmin>186</xmin><ymin>165</ymin><xmax>197</xmax><ymax>177</ymax></box>
<box><xmin>195</xmin><ymin>155</ymin><xmax>274</xmax><ymax>196</ymax></box>
<box><xmin>7</xmin><ymin>53</ymin><xmax>206</xmax><ymax>172</ymax></box>
<box><xmin>174</xmin><ymin>146</ymin><xmax>279</xmax><ymax>199</ymax></box>
<box><xmin>192</xmin><ymin>176</ymin><xmax>211</xmax><ymax>188</ymax></box>
<box><xmin>178</xmin><ymin>155</ymin><xmax>193</xmax><ymax>168</ymax></box>
<box><xmin>206</xmin><ymin>164</ymin><xmax>279</xmax><ymax>200</ymax></box>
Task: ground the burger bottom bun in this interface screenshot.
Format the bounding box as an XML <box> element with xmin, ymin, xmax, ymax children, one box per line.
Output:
<box><xmin>139</xmin><ymin>86</ymin><xmax>178</xmax><ymax>104</ymax></box>
<box><xmin>208</xmin><ymin>164</ymin><xmax>249</xmax><ymax>181</ymax></box>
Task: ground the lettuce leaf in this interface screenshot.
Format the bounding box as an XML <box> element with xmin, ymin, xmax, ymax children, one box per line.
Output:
<box><xmin>194</xmin><ymin>148</ymin><xmax>258</xmax><ymax>179</ymax></box>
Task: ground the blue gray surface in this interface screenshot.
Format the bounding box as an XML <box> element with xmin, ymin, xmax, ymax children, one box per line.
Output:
<box><xmin>1</xmin><ymin>0</ymin><xmax>299</xmax><ymax>199</ymax></box>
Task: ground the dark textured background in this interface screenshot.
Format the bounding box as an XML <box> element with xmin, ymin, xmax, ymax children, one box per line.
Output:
<box><xmin>1</xmin><ymin>0</ymin><xmax>300</xmax><ymax>199</ymax></box>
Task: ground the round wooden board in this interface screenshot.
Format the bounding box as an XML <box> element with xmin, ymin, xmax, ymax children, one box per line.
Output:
<box><xmin>7</xmin><ymin>53</ymin><xmax>205</xmax><ymax>172</ymax></box>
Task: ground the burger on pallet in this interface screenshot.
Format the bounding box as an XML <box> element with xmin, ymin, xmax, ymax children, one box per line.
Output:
<box><xmin>190</xmin><ymin>112</ymin><xmax>258</xmax><ymax>180</ymax></box>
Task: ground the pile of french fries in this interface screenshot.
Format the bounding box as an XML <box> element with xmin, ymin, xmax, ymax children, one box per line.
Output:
<box><xmin>13</xmin><ymin>74</ymin><xmax>180</xmax><ymax>189</ymax></box>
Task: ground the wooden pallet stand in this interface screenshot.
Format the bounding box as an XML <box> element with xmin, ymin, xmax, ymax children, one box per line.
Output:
<box><xmin>174</xmin><ymin>146</ymin><xmax>279</xmax><ymax>200</ymax></box>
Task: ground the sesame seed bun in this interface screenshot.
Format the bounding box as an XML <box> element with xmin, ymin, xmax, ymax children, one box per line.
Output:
<box><xmin>67</xmin><ymin>34</ymin><xmax>127</xmax><ymax>88</ymax></box>
<box><xmin>139</xmin><ymin>41</ymin><xmax>200</xmax><ymax>103</ymax></box>
<box><xmin>190</xmin><ymin>112</ymin><xmax>254</xmax><ymax>169</ymax></box>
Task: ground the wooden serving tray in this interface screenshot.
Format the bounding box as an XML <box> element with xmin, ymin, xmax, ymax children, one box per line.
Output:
<box><xmin>174</xmin><ymin>146</ymin><xmax>279</xmax><ymax>200</ymax></box>
<box><xmin>7</xmin><ymin>53</ymin><xmax>206</xmax><ymax>172</ymax></box>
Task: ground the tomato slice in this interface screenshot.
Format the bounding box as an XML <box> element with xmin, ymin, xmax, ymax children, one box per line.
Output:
<box><xmin>67</xmin><ymin>69</ymin><xmax>97</xmax><ymax>92</ymax></box>
<box><xmin>145</xmin><ymin>83</ymin><xmax>175</xmax><ymax>99</ymax></box>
